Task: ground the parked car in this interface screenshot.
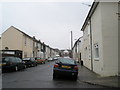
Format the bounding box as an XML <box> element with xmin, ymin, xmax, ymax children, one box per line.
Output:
<box><xmin>2</xmin><ymin>56</ymin><xmax>26</xmax><ymax>72</ymax></box>
<box><xmin>53</xmin><ymin>57</ymin><xmax>78</xmax><ymax>81</ymax></box>
<box><xmin>53</xmin><ymin>57</ymin><xmax>58</xmax><ymax>60</ymax></box>
<box><xmin>22</xmin><ymin>57</ymin><xmax>37</xmax><ymax>67</ymax></box>
<box><xmin>0</xmin><ymin>60</ymin><xmax>2</xmax><ymax>69</ymax></box>
<box><xmin>47</xmin><ymin>57</ymin><xmax>53</xmax><ymax>62</ymax></box>
<box><xmin>35</xmin><ymin>57</ymin><xmax>46</xmax><ymax>64</ymax></box>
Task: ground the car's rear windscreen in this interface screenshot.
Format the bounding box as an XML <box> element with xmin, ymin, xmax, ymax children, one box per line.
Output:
<box><xmin>58</xmin><ymin>58</ymin><xmax>75</xmax><ymax>65</ymax></box>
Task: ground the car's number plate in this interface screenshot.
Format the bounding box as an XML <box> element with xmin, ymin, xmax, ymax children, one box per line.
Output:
<box><xmin>2</xmin><ymin>63</ymin><xmax>6</xmax><ymax>66</ymax></box>
<box><xmin>62</xmin><ymin>65</ymin><xmax>71</xmax><ymax>69</ymax></box>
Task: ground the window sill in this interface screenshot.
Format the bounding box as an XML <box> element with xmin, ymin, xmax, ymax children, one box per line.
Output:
<box><xmin>94</xmin><ymin>58</ymin><xmax>99</xmax><ymax>61</ymax></box>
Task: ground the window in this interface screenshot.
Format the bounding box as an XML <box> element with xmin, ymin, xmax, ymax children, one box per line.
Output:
<box><xmin>28</xmin><ymin>38</ymin><xmax>30</xmax><ymax>46</ymax></box>
<box><xmin>88</xmin><ymin>24</ymin><xmax>90</xmax><ymax>35</ymax></box>
<box><xmin>57</xmin><ymin>58</ymin><xmax>76</xmax><ymax>65</ymax></box>
<box><xmin>94</xmin><ymin>43</ymin><xmax>99</xmax><ymax>59</ymax></box>
<box><xmin>30</xmin><ymin>40</ymin><xmax>33</xmax><ymax>47</ymax></box>
<box><xmin>84</xmin><ymin>47</ymin><xmax>87</xmax><ymax>60</ymax></box>
<box><xmin>35</xmin><ymin>42</ymin><xmax>36</xmax><ymax>47</ymax></box>
<box><xmin>88</xmin><ymin>45</ymin><xmax>91</xmax><ymax>60</ymax></box>
<box><xmin>17</xmin><ymin>58</ymin><xmax>22</xmax><ymax>62</ymax></box>
<box><xmin>9</xmin><ymin>57</ymin><xmax>16</xmax><ymax>62</ymax></box>
<box><xmin>25</xmin><ymin>37</ymin><xmax>27</xmax><ymax>46</ymax></box>
<box><xmin>24</xmin><ymin>52</ymin><xmax>27</xmax><ymax>58</ymax></box>
<box><xmin>31</xmin><ymin>58</ymin><xmax>35</xmax><ymax>61</ymax></box>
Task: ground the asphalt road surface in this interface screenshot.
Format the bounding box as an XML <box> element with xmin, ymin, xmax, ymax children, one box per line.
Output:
<box><xmin>2</xmin><ymin>61</ymin><xmax>105</xmax><ymax>88</ymax></box>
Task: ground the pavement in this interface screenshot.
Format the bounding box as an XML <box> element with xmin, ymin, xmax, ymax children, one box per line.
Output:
<box><xmin>77</xmin><ymin>63</ymin><xmax>119</xmax><ymax>88</ymax></box>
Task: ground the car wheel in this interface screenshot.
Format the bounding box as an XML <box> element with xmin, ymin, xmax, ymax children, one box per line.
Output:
<box><xmin>36</xmin><ymin>63</ymin><xmax>37</xmax><ymax>66</ymax></box>
<box><xmin>44</xmin><ymin>62</ymin><xmax>45</xmax><ymax>64</ymax></box>
<box><xmin>24</xmin><ymin>65</ymin><xmax>27</xmax><ymax>69</ymax></box>
<box><xmin>33</xmin><ymin>63</ymin><xmax>35</xmax><ymax>66</ymax></box>
<box><xmin>31</xmin><ymin>63</ymin><xmax>34</xmax><ymax>67</ymax></box>
<box><xmin>73</xmin><ymin>76</ymin><xmax>77</xmax><ymax>81</ymax></box>
<box><xmin>53</xmin><ymin>73</ymin><xmax>57</xmax><ymax>80</ymax></box>
<box><xmin>15</xmin><ymin>66</ymin><xmax>18</xmax><ymax>71</ymax></box>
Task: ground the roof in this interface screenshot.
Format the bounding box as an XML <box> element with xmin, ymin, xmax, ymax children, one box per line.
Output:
<box><xmin>2</xmin><ymin>26</ymin><xmax>60</xmax><ymax>51</ymax></box>
<box><xmin>72</xmin><ymin>36</ymin><xmax>83</xmax><ymax>50</ymax></box>
<box><xmin>11</xmin><ymin>26</ymin><xmax>33</xmax><ymax>39</ymax></box>
<box><xmin>81</xmin><ymin>1</ymin><xmax>99</xmax><ymax>31</ymax></box>
<box><xmin>3</xmin><ymin>26</ymin><xmax>43</xmax><ymax>44</ymax></box>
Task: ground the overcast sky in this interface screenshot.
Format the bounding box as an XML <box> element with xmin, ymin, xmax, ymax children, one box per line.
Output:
<box><xmin>0</xmin><ymin>0</ymin><xmax>94</xmax><ymax>50</ymax></box>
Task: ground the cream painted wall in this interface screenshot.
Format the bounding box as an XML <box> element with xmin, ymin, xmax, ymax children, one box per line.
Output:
<box><xmin>2</xmin><ymin>26</ymin><xmax>23</xmax><ymax>50</ymax></box>
<box><xmin>2</xmin><ymin>26</ymin><xmax>33</xmax><ymax>58</ymax></box>
<box><xmin>77</xmin><ymin>37</ymin><xmax>83</xmax><ymax>62</ymax></box>
<box><xmin>91</xmin><ymin>3</ymin><xmax>104</xmax><ymax>75</ymax></box>
<box><xmin>101</xmin><ymin>2</ymin><xmax>118</xmax><ymax>76</ymax></box>
<box><xmin>80</xmin><ymin>38</ymin><xmax>84</xmax><ymax>63</ymax></box>
<box><xmin>90</xmin><ymin>2</ymin><xmax>118</xmax><ymax>76</ymax></box>
<box><xmin>46</xmin><ymin>46</ymin><xmax>50</xmax><ymax>59</ymax></box>
<box><xmin>82</xmin><ymin>24</ymin><xmax>91</xmax><ymax>70</ymax></box>
<box><xmin>79</xmin><ymin>38</ymin><xmax>83</xmax><ymax>61</ymax></box>
<box><xmin>22</xmin><ymin>35</ymin><xmax>33</xmax><ymax>58</ymax></box>
<box><xmin>82</xmin><ymin>2</ymin><xmax>118</xmax><ymax>76</ymax></box>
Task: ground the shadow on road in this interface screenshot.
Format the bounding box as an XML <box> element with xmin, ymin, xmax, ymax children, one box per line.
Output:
<box><xmin>52</xmin><ymin>76</ymin><xmax>78</xmax><ymax>82</ymax></box>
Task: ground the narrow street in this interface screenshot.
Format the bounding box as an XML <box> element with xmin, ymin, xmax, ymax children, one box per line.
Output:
<box><xmin>2</xmin><ymin>61</ymin><xmax>105</xmax><ymax>88</ymax></box>
<box><xmin>0</xmin><ymin>1</ymin><xmax>119</xmax><ymax>89</ymax></box>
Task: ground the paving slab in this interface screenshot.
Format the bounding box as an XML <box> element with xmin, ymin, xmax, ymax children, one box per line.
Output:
<box><xmin>77</xmin><ymin>64</ymin><xmax>119</xmax><ymax>88</ymax></box>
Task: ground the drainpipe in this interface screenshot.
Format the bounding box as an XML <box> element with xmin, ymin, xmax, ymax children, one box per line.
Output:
<box><xmin>89</xmin><ymin>18</ymin><xmax>93</xmax><ymax>71</ymax></box>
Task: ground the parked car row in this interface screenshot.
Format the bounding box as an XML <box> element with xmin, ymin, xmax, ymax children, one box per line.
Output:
<box><xmin>1</xmin><ymin>56</ymin><xmax>47</xmax><ymax>72</ymax></box>
<box><xmin>22</xmin><ymin>57</ymin><xmax>37</xmax><ymax>68</ymax></box>
<box><xmin>1</xmin><ymin>56</ymin><xmax>59</xmax><ymax>72</ymax></box>
<box><xmin>47</xmin><ymin>57</ymin><xmax>59</xmax><ymax>62</ymax></box>
<box><xmin>2</xmin><ymin>57</ymin><xmax>26</xmax><ymax>72</ymax></box>
<box><xmin>35</xmin><ymin>57</ymin><xmax>46</xmax><ymax>64</ymax></box>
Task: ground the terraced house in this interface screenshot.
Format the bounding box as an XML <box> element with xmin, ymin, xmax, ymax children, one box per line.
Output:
<box><xmin>81</xmin><ymin>1</ymin><xmax>119</xmax><ymax>76</ymax></box>
<box><xmin>72</xmin><ymin>36</ymin><xmax>83</xmax><ymax>63</ymax></box>
<box><xmin>1</xmin><ymin>26</ymin><xmax>34</xmax><ymax>58</ymax></box>
<box><xmin>1</xmin><ymin>26</ymin><xmax>60</xmax><ymax>59</ymax></box>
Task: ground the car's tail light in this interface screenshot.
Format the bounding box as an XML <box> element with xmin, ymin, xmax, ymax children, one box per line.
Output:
<box><xmin>10</xmin><ymin>62</ymin><xmax>13</xmax><ymax>64</ymax></box>
<box><xmin>74</xmin><ymin>66</ymin><xmax>78</xmax><ymax>70</ymax></box>
<box><xmin>54</xmin><ymin>64</ymin><xmax>59</xmax><ymax>68</ymax></box>
<box><xmin>7</xmin><ymin>62</ymin><xmax>13</xmax><ymax>65</ymax></box>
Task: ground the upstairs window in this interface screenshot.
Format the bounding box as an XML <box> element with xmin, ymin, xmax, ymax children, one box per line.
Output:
<box><xmin>25</xmin><ymin>37</ymin><xmax>27</xmax><ymax>46</ymax></box>
<box><xmin>88</xmin><ymin>24</ymin><xmax>90</xmax><ymax>35</ymax></box>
